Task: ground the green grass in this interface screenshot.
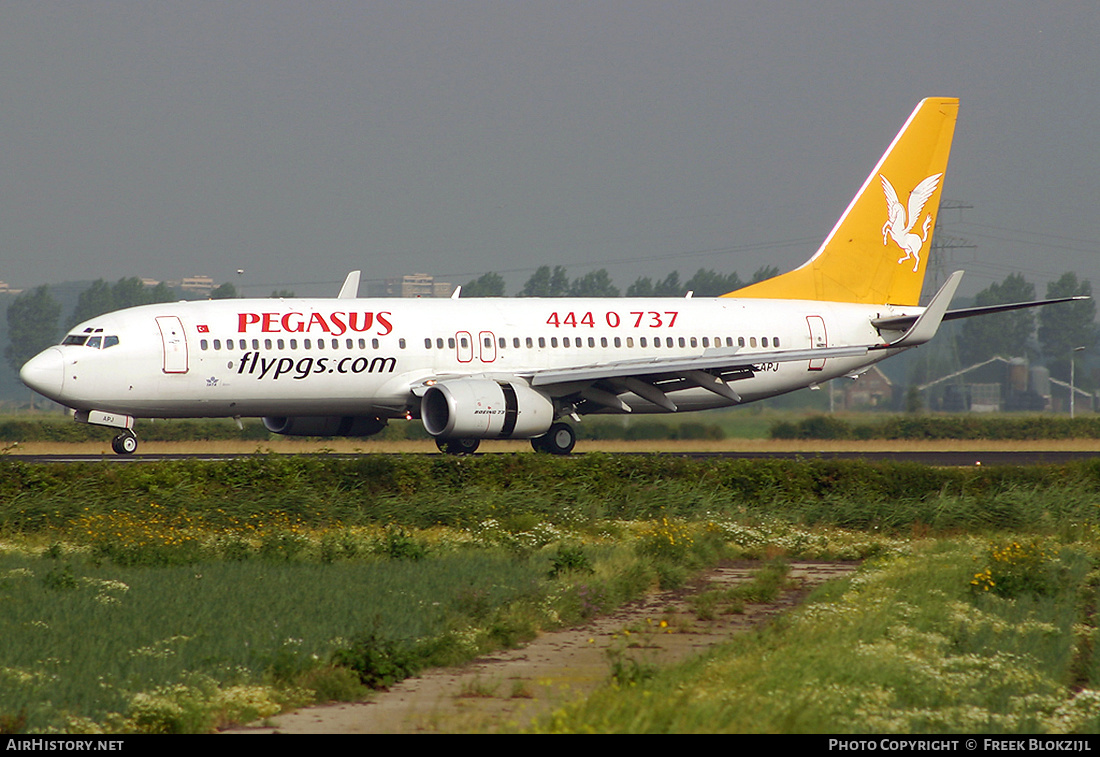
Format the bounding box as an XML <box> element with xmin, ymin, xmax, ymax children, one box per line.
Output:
<box><xmin>4</xmin><ymin>456</ymin><xmax>1100</xmax><ymax>733</ymax></box>
<box><xmin>534</xmin><ymin>537</ymin><xmax>1100</xmax><ymax>734</ymax></box>
<box><xmin>0</xmin><ymin>550</ymin><xmax>546</xmax><ymax>732</ymax></box>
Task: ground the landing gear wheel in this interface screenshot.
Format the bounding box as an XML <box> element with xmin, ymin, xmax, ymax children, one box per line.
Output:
<box><xmin>435</xmin><ymin>437</ymin><xmax>480</xmax><ymax>455</ymax></box>
<box><xmin>531</xmin><ymin>422</ymin><xmax>575</xmax><ymax>455</ymax></box>
<box><xmin>111</xmin><ymin>432</ymin><xmax>138</xmax><ymax>455</ymax></box>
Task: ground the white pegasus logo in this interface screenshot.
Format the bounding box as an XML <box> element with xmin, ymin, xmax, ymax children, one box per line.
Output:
<box><xmin>880</xmin><ymin>173</ymin><xmax>941</xmax><ymax>272</ymax></box>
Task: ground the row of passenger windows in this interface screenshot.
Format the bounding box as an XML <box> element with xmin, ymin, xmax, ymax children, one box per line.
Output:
<box><xmin>201</xmin><ymin>337</ymin><xmax>388</xmax><ymax>351</ymax></box>
<box><xmin>199</xmin><ymin>334</ymin><xmax>782</xmax><ymax>352</ymax></box>
<box><xmin>427</xmin><ymin>335</ymin><xmax>781</xmax><ymax>350</ymax></box>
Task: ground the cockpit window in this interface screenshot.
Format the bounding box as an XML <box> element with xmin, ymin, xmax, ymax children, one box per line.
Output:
<box><xmin>61</xmin><ymin>334</ymin><xmax>119</xmax><ymax>349</ymax></box>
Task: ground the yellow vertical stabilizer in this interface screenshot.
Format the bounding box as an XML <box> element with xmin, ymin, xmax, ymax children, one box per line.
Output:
<box><xmin>725</xmin><ymin>97</ymin><xmax>958</xmax><ymax>306</ymax></box>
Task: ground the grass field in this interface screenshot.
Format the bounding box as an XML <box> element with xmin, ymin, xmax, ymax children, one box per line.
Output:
<box><xmin>3</xmin><ymin>454</ymin><xmax>1100</xmax><ymax>733</ymax></box>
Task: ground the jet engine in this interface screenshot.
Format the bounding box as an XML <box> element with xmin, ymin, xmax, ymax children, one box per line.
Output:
<box><xmin>262</xmin><ymin>415</ymin><xmax>387</xmax><ymax>437</ymax></box>
<box><xmin>421</xmin><ymin>379</ymin><xmax>555</xmax><ymax>439</ymax></box>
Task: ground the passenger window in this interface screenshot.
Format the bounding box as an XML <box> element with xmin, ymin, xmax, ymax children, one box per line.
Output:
<box><xmin>425</xmin><ymin>338</ymin><xmax>432</xmax><ymax>349</ymax></box>
<box><xmin>199</xmin><ymin>339</ymin><xmax>208</xmax><ymax>351</ymax></box>
<box><xmin>774</xmin><ymin>336</ymin><xmax>780</xmax><ymax>347</ymax></box>
<box><xmin>214</xmin><ymin>339</ymin><xmax>222</xmax><ymax>350</ymax></box>
<box><xmin>538</xmin><ymin>337</ymin><xmax>546</xmax><ymax>348</ymax></box>
<box><xmin>762</xmin><ymin>337</ymin><xmax>769</xmax><ymax>347</ymax></box>
<box><xmin>750</xmin><ymin>337</ymin><xmax>757</xmax><ymax>347</ymax></box>
<box><xmin>448</xmin><ymin>338</ymin><xmax>455</xmax><ymax>349</ymax></box>
<box><xmin>399</xmin><ymin>339</ymin><xmax>406</xmax><ymax>349</ymax></box>
<box><xmin>437</xmin><ymin>338</ymin><xmax>445</xmax><ymax>349</ymax></box>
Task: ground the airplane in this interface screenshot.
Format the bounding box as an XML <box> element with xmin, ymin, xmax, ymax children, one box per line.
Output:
<box><xmin>19</xmin><ymin>97</ymin><xmax>1086</xmax><ymax>455</ymax></box>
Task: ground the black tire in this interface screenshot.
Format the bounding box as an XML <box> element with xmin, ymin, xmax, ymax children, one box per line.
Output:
<box><xmin>111</xmin><ymin>433</ymin><xmax>137</xmax><ymax>455</ymax></box>
<box><xmin>534</xmin><ymin>422</ymin><xmax>575</xmax><ymax>455</ymax></box>
<box><xmin>439</xmin><ymin>437</ymin><xmax>480</xmax><ymax>455</ymax></box>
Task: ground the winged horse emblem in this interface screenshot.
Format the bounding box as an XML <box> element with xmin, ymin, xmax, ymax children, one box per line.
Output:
<box><xmin>880</xmin><ymin>173</ymin><xmax>941</xmax><ymax>272</ymax></box>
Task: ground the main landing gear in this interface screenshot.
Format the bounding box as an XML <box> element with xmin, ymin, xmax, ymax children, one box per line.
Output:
<box><xmin>111</xmin><ymin>431</ymin><xmax>138</xmax><ymax>455</ymax></box>
<box><xmin>530</xmin><ymin>422</ymin><xmax>576</xmax><ymax>455</ymax></box>
<box><xmin>435</xmin><ymin>437</ymin><xmax>481</xmax><ymax>455</ymax></box>
<box><xmin>432</xmin><ymin>422</ymin><xmax>577</xmax><ymax>456</ymax></box>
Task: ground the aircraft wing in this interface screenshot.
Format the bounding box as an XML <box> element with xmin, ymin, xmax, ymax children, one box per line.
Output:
<box><xmin>517</xmin><ymin>344</ymin><xmax>873</xmax><ymax>411</ymax></box>
<box><xmin>524</xmin><ymin>344</ymin><xmax>869</xmax><ymax>385</ymax></box>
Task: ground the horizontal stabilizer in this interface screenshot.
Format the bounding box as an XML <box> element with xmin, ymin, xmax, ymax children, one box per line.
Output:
<box><xmin>872</xmin><ymin>295</ymin><xmax>1090</xmax><ymax>332</ymax></box>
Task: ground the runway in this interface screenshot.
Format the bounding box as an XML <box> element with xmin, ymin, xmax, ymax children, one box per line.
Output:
<box><xmin>9</xmin><ymin>449</ymin><xmax>1100</xmax><ymax>466</ymax></box>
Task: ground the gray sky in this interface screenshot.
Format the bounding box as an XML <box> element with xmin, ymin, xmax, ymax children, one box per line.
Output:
<box><xmin>2</xmin><ymin>1</ymin><xmax>1098</xmax><ymax>298</ymax></box>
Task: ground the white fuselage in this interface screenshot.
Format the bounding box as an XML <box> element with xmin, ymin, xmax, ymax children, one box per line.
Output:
<box><xmin>24</xmin><ymin>295</ymin><xmax>912</xmax><ymax>420</ymax></box>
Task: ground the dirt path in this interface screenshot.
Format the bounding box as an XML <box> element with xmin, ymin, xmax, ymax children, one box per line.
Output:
<box><xmin>225</xmin><ymin>561</ymin><xmax>856</xmax><ymax>734</ymax></box>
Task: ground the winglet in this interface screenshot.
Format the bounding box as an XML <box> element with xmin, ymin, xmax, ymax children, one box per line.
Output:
<box><xmin>337</xmin><ymin>271</ymin><xmax>361</xmax><ymax>299</ymax></box>
<box><xmin>882</xmin><ymin>270</ymin><xmax>963</xmax><ymax>348</ymax></box>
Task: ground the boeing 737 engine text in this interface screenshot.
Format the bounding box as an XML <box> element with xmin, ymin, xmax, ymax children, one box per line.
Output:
<box><xmin>19</xmin><ymin>98</ymin><xmax>1086</xmax><ymax>454</ymax></box>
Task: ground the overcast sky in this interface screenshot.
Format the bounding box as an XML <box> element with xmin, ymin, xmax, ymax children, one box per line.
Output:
<box><xmin>2</xmin><ymin>1</ymin><xmax>1097</xmax><ymax>299</ymax></box>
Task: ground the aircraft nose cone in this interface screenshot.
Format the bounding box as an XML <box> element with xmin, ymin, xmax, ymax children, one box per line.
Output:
<box><xmin>20</xmin><ymin>347</ymin><xmax>65</xmax><ymax>401</ymax></box>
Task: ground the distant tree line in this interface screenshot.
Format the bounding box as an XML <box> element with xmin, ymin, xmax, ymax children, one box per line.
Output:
<box><xmin>955</xmin><ymin>271</ymin><xmax>1097</xmax><ymax>385</ymax></box>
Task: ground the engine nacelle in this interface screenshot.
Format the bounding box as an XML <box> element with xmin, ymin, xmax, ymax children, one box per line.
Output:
<box><xmin>421</xmin><ymin>379</ymin><xmax>555</xmax><ymax>439</ymax></box>
<box><xmin>262</xmin><ymin>415</ymin><xmax>387</xmax><ymax>437</ymax></box>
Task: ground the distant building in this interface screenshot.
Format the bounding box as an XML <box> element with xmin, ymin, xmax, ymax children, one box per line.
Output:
<box><xmin>841</xmin><ymin>365</ymin><xmax>894</xmax><ymax>409</ymax></box>
<box><xmin>162</xmin><ymin>275</ymin><xmax>215</xmax><ymax>296</ymax></box>
<box><xmin>0</xmin><ymin>281</ymin><xmax>23</xmax><ymax>295</ymax></box>
<box><xmin>368</xmin><ymin>273</ymin><xmax>454</xmax><ymax>298</ymax></box>
<box><xmin>919</xmin><ymin>355</ymin><xmax>1094</xmax><ymax>414</ymax></box>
